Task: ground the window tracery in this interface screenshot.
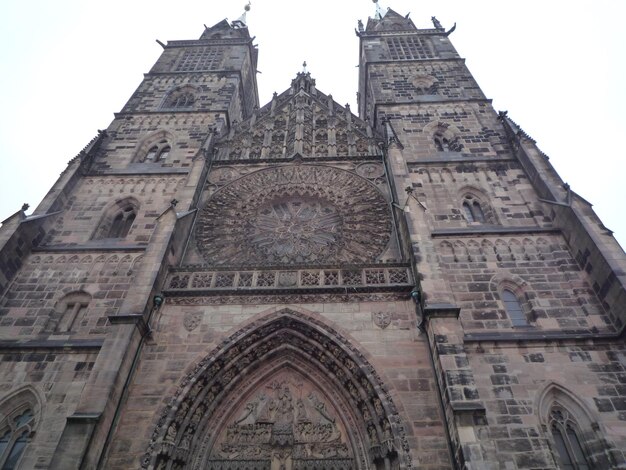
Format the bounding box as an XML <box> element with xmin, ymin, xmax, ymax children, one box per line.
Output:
<box><xmin>434</xmin><ymin>131</ymin><xmax>462</xmax><ymax>152</ymax></box>
<box><xmin>93</xmin><ymin>198</ymin><xmax>139</xmax><ymax>240</ymax></box>
<box><xmin>144</xmin><ymin>139</ymin><xmax>171</xmax><ymax>162</ymax></box>
<box><xmin>0</xmin><ymin>391</ymin><xmax>39</xmax><ymax>470</ymax></box>
<box><xmin>549</xmin><ymin>405</ymin><xmax>591</xmax><ymax>470</ymax></box>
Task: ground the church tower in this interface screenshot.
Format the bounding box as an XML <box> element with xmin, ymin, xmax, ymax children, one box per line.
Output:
<box><xmin>0</xmin><ymin>4</ymin><xmax>624</xmax><ymax>470</ymax></box>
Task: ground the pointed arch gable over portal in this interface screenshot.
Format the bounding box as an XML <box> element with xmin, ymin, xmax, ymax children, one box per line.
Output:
<box><xmin>142</xmin><ymin>309</ymin><xmax>412</xmax><ymax>470</ymax></box>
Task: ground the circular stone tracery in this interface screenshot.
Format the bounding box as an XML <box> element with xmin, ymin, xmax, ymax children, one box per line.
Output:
<box><xmin>196</xmin><ymin>165</ymin><xmax>391</xmax><ymax>265</ymax></box>
<box><xmin>251</xmin><ymin>197</ymin><xmax>343</xmax><ymax>263</ymax></box>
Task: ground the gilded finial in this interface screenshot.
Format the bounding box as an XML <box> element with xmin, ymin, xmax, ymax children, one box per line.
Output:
<box><xmin>302</xmin><ymin>61</ymin><xmax>308</xmax><ymax>74</ymax></box>
<box><xmin>232</xmin><ymin>2</ymin><xmax>251</xmax><ymax>28</ymax></box>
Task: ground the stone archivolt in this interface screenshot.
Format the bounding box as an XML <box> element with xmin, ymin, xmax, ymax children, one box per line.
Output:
<box><xmin>196</xmin><ymin>165</ymin><xmax>392</xmax><ymax>266</ymax></box>
<box><xmin>142</xmin><ymin>310</ymin><xmax>411</xmax><ymax>470</ymax></box>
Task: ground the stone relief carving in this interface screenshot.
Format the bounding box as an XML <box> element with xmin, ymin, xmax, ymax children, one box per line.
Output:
<box><xmin>195</xmin><ymin>165</ymin><xmax>392</xmax><ymax>266</ymax></box>
<box><xmin>208</xmin><ymin>166</ymin><xmax>240</xmax><ymax>185</ymax></box>
<box><xmin>373</xmin><ymin>312</ymin><xmax>392</xmax><ymax>330</ymax></box>
<box><xmin>356</xmin><ymin>163</ymin><xmax>385</xmax><ymax>180</ymax></box>
<box><xmin>207</xmin><ymin>376</ymin><xmax>353</xmax><ymax>469</ymax></box>
<box><xmin>183</xmin><ymin>312</ymin><xmax>203</xmax><ymax>332</ymax></box>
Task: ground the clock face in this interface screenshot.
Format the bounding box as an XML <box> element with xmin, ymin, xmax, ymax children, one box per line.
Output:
<box><xmin>196</xmin><ymin>164</ymin><xmax>391</xmax><ymax>266</ymax></box>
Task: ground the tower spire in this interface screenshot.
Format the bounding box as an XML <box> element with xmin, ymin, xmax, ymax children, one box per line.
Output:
<box><xmin>372</xmin><ymin>0</ymin><xmax>385</xmax><ymax>20</ymax></box>
<box><xmin>232</xmin><ymin>2</ymin><xmax>251</xmax><ymax>29</ymax></box>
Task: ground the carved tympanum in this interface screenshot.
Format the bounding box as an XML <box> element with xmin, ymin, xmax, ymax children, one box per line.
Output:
<box><xmin>207</xmin><ymin>375</ymin><xmax>353</xmax><ymax>469</ymax></box>
<box><xmin>196</xmin><ymin>165</ymin><xmax>391</xmax><ymax>265</ymax></box>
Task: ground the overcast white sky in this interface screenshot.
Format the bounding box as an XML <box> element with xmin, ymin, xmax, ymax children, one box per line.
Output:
<box><xmin>1</xmin><ymin>0</ymin><xmax>624</xmax><ymax>248</ymax></box>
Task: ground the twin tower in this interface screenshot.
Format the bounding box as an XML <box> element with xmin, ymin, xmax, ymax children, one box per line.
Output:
<box><xmin>0</xmin><ymin>7</ymin><xmax>625</xmax><ymax>470</ymax></box>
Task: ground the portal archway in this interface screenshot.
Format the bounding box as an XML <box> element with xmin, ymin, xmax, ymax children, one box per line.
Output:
<box><xmin>142</xmin><ymin>310</ymin><xmax>412</xmax><ymax>469</ymax></box>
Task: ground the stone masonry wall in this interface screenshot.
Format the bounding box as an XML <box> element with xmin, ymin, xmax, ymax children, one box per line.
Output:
<box><xmin>0</xmin><ymin>349</ymin><xmax>99</xmax><ymax>469</ymax></box>
<box><xmin>0</xmin><ymin>251</ymin><xmax>143</xmax><ymax>338</ymax></box>
<box><xmin>434</xmin><ymin>233</ymin><xmax>610</xmax><ymax>332</ymax></box>
<box><xmin>465</xmin><ymin>341</ymin><xmax>626</xmax><ymax>468</ymax></box>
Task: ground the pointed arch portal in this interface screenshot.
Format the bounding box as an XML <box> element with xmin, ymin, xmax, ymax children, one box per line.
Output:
<box><xmin>142</xmin><ymin>310</ymin><xmax>411</xmax><ymax>469</ymax></box>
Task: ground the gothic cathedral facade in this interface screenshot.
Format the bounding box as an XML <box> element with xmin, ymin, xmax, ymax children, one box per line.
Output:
<box><xmin>0</xmin><ymin>7</ymin><xmax>625</xmax><ymax>470</ymax></box>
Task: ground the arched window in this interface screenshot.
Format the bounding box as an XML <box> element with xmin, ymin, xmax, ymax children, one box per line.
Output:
<box><xmin>462</xmin><ymin>195</ymin><xmax>488</xmax><ymax>224</ymax></box>
<box><xmin>548</xmin><ymin>404</ymin><xmax>592</xmax><ymax>469</ymax></box>
<box><xmin>171</xmin><ymin>92</ymin><xmax>194</xmax><ymax>108</ymax></box>
<box><xmin>0</xmin><ymin>391</ymin><xmax>39</xmax><ymax>470</ymax></box>
<box><xmin>501</xmin><ymin>289</ymin><xmax>527</xmax><ymax>326</ymax></box>
<box><xmin>93</xmin><ymin>199</ymin><xmax>139</xmax><ymax>240</ymax></box>
<box><xmin>434</xmin><ymin>132</ymin><xmax>451</xmax><ymax>152</ymax></box>
<box><xmin>163</xmin><ymin>88</ymin><xmax>196</xmax><ymax>109</ymax></box>
<box><xmin>143</xmin><ymin>139</ymin><xmax>171</xmax><ymax>162</ymax></box>
<box><xmin>108</xmin><ymin>206</ymin><xmax>136</xmax><ymax>238</ymax></box>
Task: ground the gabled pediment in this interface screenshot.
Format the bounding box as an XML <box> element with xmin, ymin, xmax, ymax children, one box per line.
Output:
<box><xmin>366</xmin><ymin>8</ymin><xmax>416</xmax><ymax>33</ymax></box>
<box><xmin>216</xmin><ymin>73</ymin><xmax>380</xmax><ymax>161</ymax></box>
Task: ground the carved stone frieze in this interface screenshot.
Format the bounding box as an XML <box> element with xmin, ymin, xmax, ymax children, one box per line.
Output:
<box><xmin>195</xmin><ymin>165</ymin><xmax>392</xmax><ymax>266</ymax></box>
<box><xmin>166</xmin><ymin>292</ymin><xmax>410</xmax><ymax>306</ymax></box>
<box><xmin>166</xmin><ymin>266</ymin><xmax>411</xmax><ymax>292</ymax></box>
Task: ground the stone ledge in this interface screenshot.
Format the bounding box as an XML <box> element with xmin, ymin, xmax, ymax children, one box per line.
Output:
<box><xmin>66</xmin><ymin>413</ymin><xmax>101</xmax><ymax>424</ymax></box>
<box><xmin>33</xmin><ymin>243</ymin><xmax>147</xmax><ymax>253</ymax></box>
<box><xmin>450</xmin><ymin>401</ymin><xmax>486</xmax><ymax>414</ymax></box>
<box><xmin>431</xmin><ymin>226</ymin><xmax>560</xmax><ymax>238</ymax></box>
<box><xmin>423</xmin><ymin>303</ymin><xmax>461</xmax><ymax>319</ymax></box>
<box><xmin>212</xmin><ymin>154</ymin><xmax>383</xmax><ymax>165</ymax></box>
<box><xmin>0</xmin><ymin>339</ymin><xmax>104</xmax><ymax>350</ymax></box>
<box><xmin>464</xmin><ymin>328</ymin><xmax>623</xmax><ymax>343</ymax></box>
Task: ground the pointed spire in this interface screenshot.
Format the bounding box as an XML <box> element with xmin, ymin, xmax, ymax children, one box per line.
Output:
<box><xmin>373</xmin><ymin>0</ymin><xmax>385</xmax><ymax>20</ymax></box>
<box><xmin>232</xmin><ymin>2</ymin><xmax>251</xmax><ymax>29</ymax></box>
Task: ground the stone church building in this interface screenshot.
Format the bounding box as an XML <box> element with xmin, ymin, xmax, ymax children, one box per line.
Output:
<box><xmin>0</xmin><ymin>5</ymin><xmax>624</xmax><ymax>470</ymax></box>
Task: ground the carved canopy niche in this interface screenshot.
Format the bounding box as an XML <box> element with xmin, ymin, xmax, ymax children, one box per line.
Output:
<box><xmin>195</xmin><ymin>164</ymin><xmax>392</xmax><ymax>266</ymax></box>
<box><xmin>142</xmin><ymin>310</ymin><xmax>412</xmax><ymax>470</ymax></box>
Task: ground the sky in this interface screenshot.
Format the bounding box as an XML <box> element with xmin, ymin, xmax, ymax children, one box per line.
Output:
<box><xmin>0</xmin><ymin>0</ymin><xmax>625</xmax><ymax>247</ymax></box>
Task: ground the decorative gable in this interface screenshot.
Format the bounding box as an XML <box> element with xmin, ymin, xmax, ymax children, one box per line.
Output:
<box><xmin>215</xmin><ymin>73</ymin><xmax>380</xmax><ymax>161</ymax></box>
<box><xmin>365</xmin><ymin>8</ymin><xmax>417</xmax><ymax>33</ymax></box>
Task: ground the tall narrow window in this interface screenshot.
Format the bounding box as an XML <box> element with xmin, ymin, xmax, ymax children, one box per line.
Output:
<box><xmin>107</xmin><ymin>206</ymin><xmax>136</xmax><ymax>238</ymax></box>
<box><xmin>462</xmin><ymin>196</ymin><xmax>488</xmax><ymax>224</ymax></box>
<box><xmin>550</xmin><ymin>405</ymin><xmax>590</xmax><ymax>470</ymax></box>
<box><xmin>434</xmin><ymin>132</ymin><xmax>450</xmax><ymax>152</ymax></box>
<box><xmin>501</xmin><ymin>289</ymin><xmax>527</xmax><ymax>326</ymax></box>
<box><xmin>463</xmin><ymin>201</ymin><xmax>475</xmax><ymax>222</ymax></box>
<box><xmin>0</xmin><ymin>408</ymin><xmax>34</xmax><ymax>469</ymax></box>
<box><xmin>472</xmin><ymin>201</ymin><xmax>485</xmax><ymax>223</ymax></box>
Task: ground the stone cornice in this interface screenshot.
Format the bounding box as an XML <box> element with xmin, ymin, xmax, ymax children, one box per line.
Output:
<box><xmin>0</xmin><ymin>339</ymin><xmax>104</xmax><ymax>351</ymax></box>
<box><xmin>431</xmin><ymin>226</ymin><xmax>561</xmax><ymax>238</ymax></box>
